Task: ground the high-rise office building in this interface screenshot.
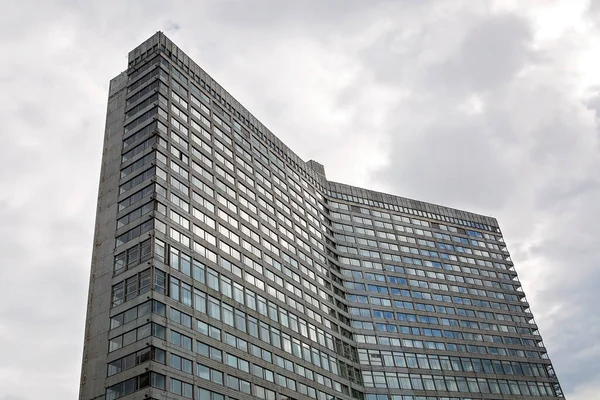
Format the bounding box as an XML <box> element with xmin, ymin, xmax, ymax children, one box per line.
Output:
<box><xmin>79</xmin><ymin>32</ymin><xmax>564</xmax><ymax>400</ymax></box>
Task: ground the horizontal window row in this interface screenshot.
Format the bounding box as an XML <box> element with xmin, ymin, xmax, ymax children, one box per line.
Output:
<box><xmin>366</xmin><ymin>395</ymin><xmax>504</xmax><ymax>400</ymax></box>
<box><xmin>118</xmin><ymin>183</ymin><xmax>156</xmax><ymax>212</ymax></box>
<box><xmin>126</xmin><ymin>80</ymin><xmax>166</xmax><ymax>107</ymax></box>
<box><xmin>330</xmin><ymin>204</ymin><xmax>502</xmax><ymax>247</ymax></box>
<box><xmin>352</xmin><ymin>309</ymin><xmax>531</xmax><ymax>335</ymax></box>
<box><xmin>352</xmin><ymin>318</ymin><xmax>532</xmax><ymax>340</ymax></box>
<box><xmin>124</xmin><ymin>106</ymin><xmax>163</xmax><ymax>134</ymax></box>
<box><xmin>340</xmin><ymin>242</ymin><xmax>501</xmax><ymax>265</ymax></box>
<box><xmin>401</xmin><ymin>337</ymin><xmax>539</xmax><ymax>359</ymax></box>
<box><xmin>122</xmin><ymin>134</ymin><xmax>163</xmax><ymax>163</ymax></box>
<box><xmin>127</xmin><ymin>64</ymin><xmax>164</xmax><ymax>94</ymax></box>
<box><xmin>351</xmin><ymin>297</ymin><xmax>526</xmax><ymax>324</ymax></box>
<box><xmin>111</xmin><ymin>267</ymin><xmax>166</xmax><ymax>306</ymax></box>
<box><xmin>123</xmin><ymin>120</ymin><xmax>167</xmax><ymax>149</ymax></box>
<box><xmin>381</xmin><ymin>251</ymin><xmax>510</xmax><ymax>277</ymax></box>
<box><xmin>115</xmin><ymin>219</ymin><xmax>154</xmax><ymax>247</ymax></box>
<box><xmin>356</xmin><ymin>326</ymin><xmax>536</xmax><ymax>349</ymax></box>
<box><xmin>363</xmin><ymin>333</ymin><xmax>538</xmax><ymax>360</ymax></box>
<box><xmin>105</xmin><ymin>371</ymin><xmax>165</xmax><ymax>400</ymax></box>
<box><xmin>119</xmin><ymin>165</ymin><xmax>167</xmax><ymax>195</ymax></box>
<box><xmin>342</xmin><ymin>261</ymin><xmax>514</xmax><ymax>290</ymax></box>
<box><xmin>109</xmin><ymin>299</ymin><xmax>165</xmax><ymax>329</ymax></box>
<box><xmin>116</xmin><ymin>201</ymin><xmax>154</xmax><ymax>230</ymax></box>
<box><xmin>197</xmin><ymin>363</ymin><xmax>251</xmax><ymax>395</ymax></box>
<box><xmin>362</xmin><ymin>370</ymin><xmax>556</xmax><ymax>397</ymax></box>
<box><xmin>113</xmin><ymin>238</ymin><xmax>152</xmax><ymax>275</ymax></box>
<box><xmin>358</xmin><ymin>349</ymin><xmax>549</xmax><ymax>378</ymax></box>
<box><xmin>346</xmin><ymin>289</ymin><xmax>524</xmax><ymax>323</ymax></box>
<box><xmin>108</xmin><ymin>322</ymin><xmax>165</xmax><ymax>352</ymax></box>
<box><xmin>125</xmin><ymin>93</ymin><xmax>168</xmax><ymax>120</ymax></box>
<box><xmin>337</xmin><ymin>230</ymin><xmax>503</xmax><ymax>255</ymax></box>
<box><xmin>107</xmin><ymin>346</ymin><xmax>165</xmax><ymax>376</ymax></box>
<box><xmin>128</xmin><ymin>60</ymin><xmax>159</xmax><ymax>84</ymax></box>
<box><xmin>327</xmin><ymin>192</ymin><xmax>498</xmax><ymax>233</ymax></box>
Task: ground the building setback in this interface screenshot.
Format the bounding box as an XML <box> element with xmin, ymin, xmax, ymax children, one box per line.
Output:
<box><xmin>79</xmin><ymin>32</ymin><xmax>564</xmax><ymax>400</ymax></box>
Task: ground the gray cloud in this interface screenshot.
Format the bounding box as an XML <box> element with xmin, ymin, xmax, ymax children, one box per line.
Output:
<box><xmin>427</xmin><ymin>13</ymin><xmax>535</xmax><ymax>93</ymax></box>
<box><xmin>0</xmin><ymin>0</ymin><xmax>597</xmax><ymax>399</ymax></box>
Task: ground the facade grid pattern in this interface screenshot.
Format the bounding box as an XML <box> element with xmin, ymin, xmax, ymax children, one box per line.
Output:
<box><xmin>78</xmin><ymin>32</ymin><xmax>564</xmax><ymax>400</ymax></box>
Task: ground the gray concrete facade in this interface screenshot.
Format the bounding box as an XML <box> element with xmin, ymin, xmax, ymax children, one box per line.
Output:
<box><xmin>80</xmin><ymin>72</ymin><xmax>129</xmax><ymax>400</ymax></box>
<box><xmin>79</xmin><ymin>32</ymin><xmax>564</xmax><ymax>400</ymax></box>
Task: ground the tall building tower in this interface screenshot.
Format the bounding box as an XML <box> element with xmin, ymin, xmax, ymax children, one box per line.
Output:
<box><xmin>79</xmin><ymin>32</ymin><xmax>564</xmax><ymax>400</ymax></box>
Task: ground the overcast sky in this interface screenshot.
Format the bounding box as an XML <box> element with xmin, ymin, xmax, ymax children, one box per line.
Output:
<box><xmin>1</xmin><ymin>0</ymin><xmax>599</xmax><ymax>399</ymax></box>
